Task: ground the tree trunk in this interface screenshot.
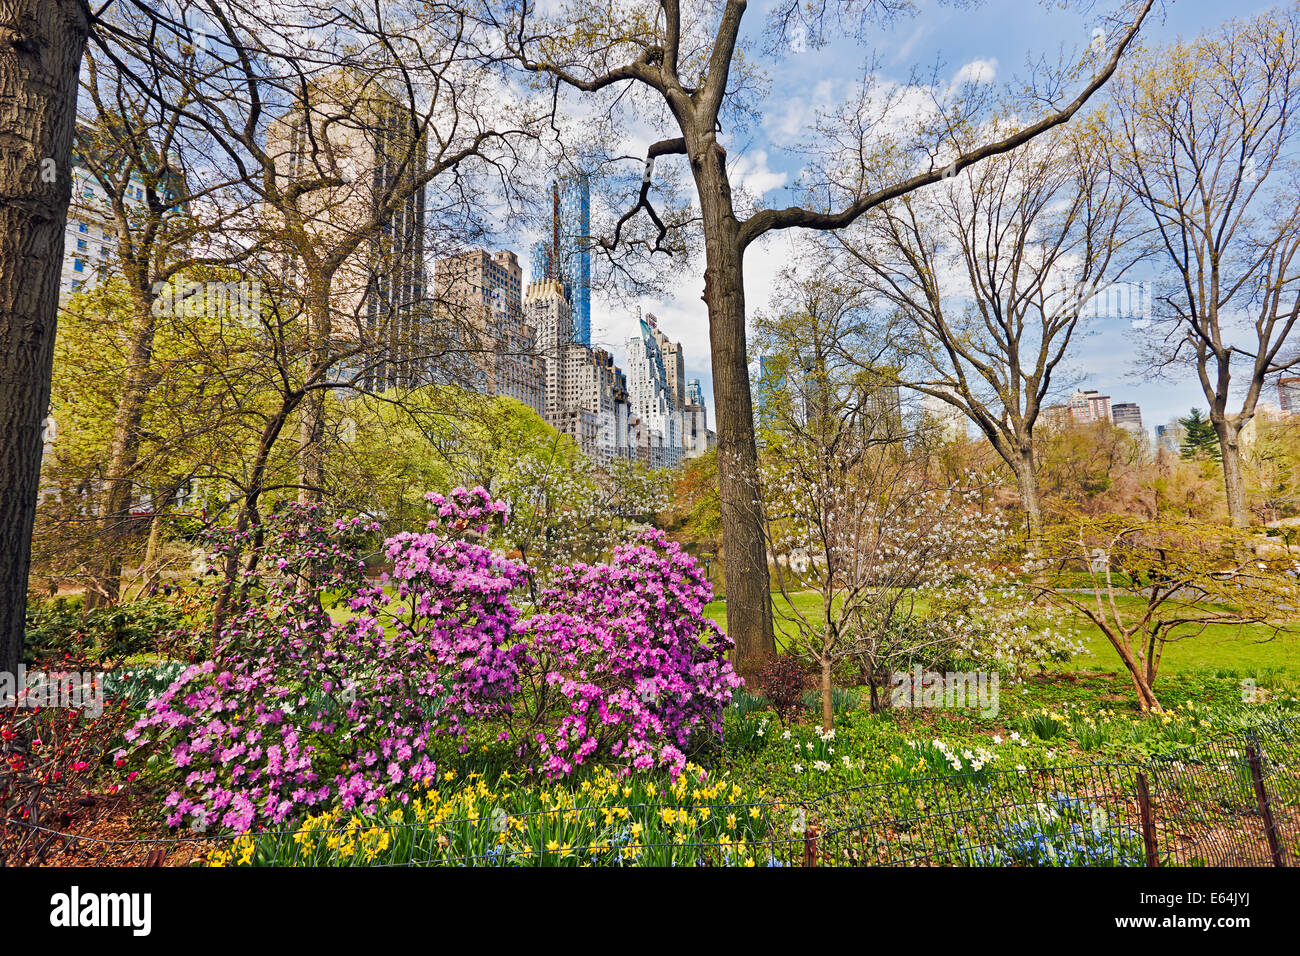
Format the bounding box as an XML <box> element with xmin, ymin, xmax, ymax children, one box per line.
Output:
<box><xmin>692</xmin><ymin>140</ymin><xmax>775</xmax><ymax>679</ymax></box>
<box><xmin>211</xmin><ymin>394</ymin><xmax>300</xmax><ymax>643</ymax></box>
<box><xmin>297</xmin><ymin>295</ymin><xmax>331</xmax><ymax>506</ymax></box>
<box><xmin>1215</xmin><ymin>419</ymin><xmax>1250</xmax><ymax>529</ymax></box>
<box><xmin>131</xmin><ymin>481</ymin><xmax>175</xmax><ymax>600</ymax></box>
<box><xmin>297</xmin><ymin>386</ymin><xmax>325</xmax><ymax>505</ymax></box>
<box><xmin>820</xmin><ymin>656</ymin><xmax>833</xmax><ymax>732</ymax></box>
<box><xmin>1013</xmin><ymin>443</ymin><xmax>1043</xmax><ymax>543</ymax></box>
<box><xmin>0</xmin><ymin>0</ymin><xmax>91</xmax><ymax>676</ymax></box>
<box><xmin>85</xmin><ymin>293</ymin><xmax>160</xmax><ymax>609</ymax></box>
<box><xmin>1110</xmin><ymin>638</ymin><xmax>1161</xmax><ymax>712</ymax></box>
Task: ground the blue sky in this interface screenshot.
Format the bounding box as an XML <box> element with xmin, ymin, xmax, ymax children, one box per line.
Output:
<box><xmin>551</xmin><ymin>0</ymin><xmax>1283</xmax><ymax>437</ymax></box>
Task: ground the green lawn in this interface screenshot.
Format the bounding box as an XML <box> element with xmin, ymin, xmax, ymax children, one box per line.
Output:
<box><xmin>704</xmin><ymin>590</ymin><xmax>1300</xmax><ymax>677</ymax></box>
<box><xmin>1052</xmin><ymin>594</ymin><xmax>1300</xmax><ymax>677</ymax></box>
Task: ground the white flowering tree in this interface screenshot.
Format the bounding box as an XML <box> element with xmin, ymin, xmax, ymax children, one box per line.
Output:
<box><xmin>757</xmin><ymin>277</ymin><xmax>1081</xmax><ymax>729</ymax></box>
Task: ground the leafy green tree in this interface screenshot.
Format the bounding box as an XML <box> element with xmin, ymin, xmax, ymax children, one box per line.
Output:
<box><xmin>36</xmin><ymin>276</ymin><xmax>264</xmax><ymax>598</ymax></box>
<box><xmin>330</xmin><ymin>387</ymin><xmax>580</xmax><ymax>534</ymax></box>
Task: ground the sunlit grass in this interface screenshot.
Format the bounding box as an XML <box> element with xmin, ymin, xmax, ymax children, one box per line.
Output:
<box><xmin>703</xmin><ymin>590</ymin><xmax>1300</xmax><ymax>675</ymax></box>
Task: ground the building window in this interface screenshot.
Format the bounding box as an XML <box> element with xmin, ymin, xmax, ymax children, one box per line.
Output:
<box><xmin>76</xmin><ymin>238</ymin><xmax>86</xmax><ymax>250</ymax></box>
<box><xmin>78</xmin><ymin>222</ymin><xmax>87</xmax><ymax>233</ymax></box>
<box><xmin>73</xmin><ymin>259</ymin><xmax>84</xmax><ymax>272</ymax></box>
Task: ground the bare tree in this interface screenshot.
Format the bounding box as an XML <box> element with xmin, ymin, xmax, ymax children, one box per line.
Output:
<box><xmin>73</xmin><ymin>34</ymin><xmax>257</xmax><ymax>608</ymax></box>
<box><xmin>486</xmin><ymin>0</ymin><xmax>1154</xmax><ymax>673</ymax></box>
<box><xmin>84</xmin><ymin>1</ymin><xmax>545</xmax><ymax>633</ymax></box>
<box><xmin>1111</xmin><ymin>5</ymin><xmax>1300</xmax><ymax>528</ymax></box>
<box><xmin>835</xmin><ymin>118</ymin><xmax>1140</xmax><ymax>542</ymax></box>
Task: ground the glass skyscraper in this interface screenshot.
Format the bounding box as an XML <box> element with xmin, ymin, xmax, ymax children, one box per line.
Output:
<box><xmin>530</xmin><ymin>173</ymin><xmax>591</xmax><ymax>346</ymax></box>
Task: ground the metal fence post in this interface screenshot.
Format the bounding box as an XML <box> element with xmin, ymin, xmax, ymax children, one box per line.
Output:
<box><xmin>1135</xmin><ymin>771</ymin><xmax>1159</xmax><ymax>867</ymax></box>
<box><xmin>803</xmin><ymin>824</ymin><xmax>819</xmax><ymax>867</ymax></box>
<box><xmin>1246</xmin><ymin>743</ymin><xmax>1285</xmax><ymax>867</ymax></box>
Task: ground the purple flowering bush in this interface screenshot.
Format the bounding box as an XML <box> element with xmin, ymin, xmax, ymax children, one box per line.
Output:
<box><xmin>122</xmin><ymin>504</ymin><xmax>455</xmax><ymax>831</ymax></box>
<box><xmin>123</xmin><ymin>489</ymin><xmax>740</xmax><ymax>833</ymax></box>
<box><xmin>348</xmin><ymin>489</ymin><xmax>527</xmax><ymax>737</ymax></box>
<box><xmin>511</xmin><ymin>531</ymin><xmax>743</xmax><ymax>779</ymax></box>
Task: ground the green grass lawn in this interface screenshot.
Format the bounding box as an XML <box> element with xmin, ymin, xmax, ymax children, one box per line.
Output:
<box><xmin>704</xmin><ymin>590</ymin><xmax>1300</xmax><ymax>677</ymax></box>
<box><xmin>1052</xmin><ymin>594</ymin><xmax>1300</xmax><ymax>677</ymax></box>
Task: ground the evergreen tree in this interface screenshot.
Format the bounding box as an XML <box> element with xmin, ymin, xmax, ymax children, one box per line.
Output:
<box><xmin>1179</xmin><ymin>408</ymin><xmax>1221</xmax><ymax>460</ymax></box>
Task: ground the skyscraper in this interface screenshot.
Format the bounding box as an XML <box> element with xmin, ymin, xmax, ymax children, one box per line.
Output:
<box><xmin>530</xmin><ymin>174</ymin><xmax>592</xmax><ymax>346</ymax></box>
<box><xmin>682</xmin><ymin>379</ymin><xmax>714</xmax><ymax>458</ymax></box>
<box><xmin>432</xmin><ymin>249</ymin><xmax>542</xmax><ymax>414</ymax></box>
<box><xmin>1068</xmin><ymin>389</ymin><xmax>1112</xmax><ymax>424</ymax></box>
<box><xmin>526</xmin><ymin>278</ymin><xmax>632</xmax><ymax>459</ymax></box>
<box><xmin>1112</xmin><ymin>402</ymin><xmax>1143</xmax><ymax>434</ymax></box>
<box><xmin>524</xmin><ymin>278</ymin><xmax>573</xmax><ymax>422</ymax></box>
<box><xmin>267</xmin><ymin>70</ymin><xmax>428</xmax><ymax>391</ymax></box>
<box><xmin>625</xmin><ymin>314</ymin><xmax>681</xmax><ymax>468</ymax></box>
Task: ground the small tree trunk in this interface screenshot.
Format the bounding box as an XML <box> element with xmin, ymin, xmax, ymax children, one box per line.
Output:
<box><xmin>0</xmin><ymin>0</ymin><xmax>92</xmax><ymax>677</ymax></box>
<box><xmin>865</xmin><ymin>662</ymin><xmax>882</xmax><ymax>713</ymax></box>
<box><xmin>297</xmin><ymin>386</ymin><xmax>326</xmax><ymax>506</ymax></box>
<box><xmin>297</xmin><ymin>292</ymin><xmax>332</xmax><ymax>507</ymax></box>
<box><xmin>133</xmin><ymin>484</ymin><xmax>174</xmax><ymax>599</ymax></box>
<box><xmin>211</xmin><ymin>395</ymin><xmax>299</xmax><ymax>642</ymax></box>
<box><xmin>820</xmin><ymin>656</ymin><xmax>833</xmax><ymax>732</ymax></box>
<box><xmin>87</xmin><ymin>289</ymin><xmax>161</xmax><ymax>608</ymax></box>
<box><xmin>1111</xmin><ymin>639</ymin><xmax>1162</xmax><ymax>712</ymax></box>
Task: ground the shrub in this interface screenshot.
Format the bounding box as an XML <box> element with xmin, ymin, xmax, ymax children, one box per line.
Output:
<box><xmin>756</xmin><ymin>655</ymin><xmax>808</xmax><ymax>726</ymax></box>
<box><xmin>510</xmin><ymin>530</ymin><xmax>742</xmax><ymax>779</ymax></box>
<box><xmin>121</xmin><ymin>498</ymin><xmax>487</xmax><ymax>832</ymax></box>
<box><xmin>123</xmin><ymin>490</ymin><xmax>741</xmax><ymax>831</ymax></box>
<box><xmin>23</xmin><ymin>597</ymin><xmax>185</xmax><ymax>664</ymax></box>
<box><xmin>1</xmin><ymin>666</ymin><xmax>137</xmax><ymax>859</ymax></box>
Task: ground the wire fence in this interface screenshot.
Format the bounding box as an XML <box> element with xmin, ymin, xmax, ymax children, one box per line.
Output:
<box><xmin>3</xmin><ymin>720</ymin><xmax>1297</xmax><ymax>868</ymax></box>
<box><xmin>1145</xmin><ymin>724</ymin><xmax>1298</xmax><ymax>867</ymax></box>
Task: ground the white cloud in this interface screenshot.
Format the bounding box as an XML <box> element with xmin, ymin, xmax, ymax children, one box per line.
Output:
<box><xmin>763</xmin><ymin>78</ymin><xmax>836</xmax><ymax>142</ymax></box>
<box><xmin>730</xmin><ymin>149</ymin><xmax>788</xmax><ymax>198</ymax></box>
<box><xmin>952</xmin><ymin>58</ymin><xmax>998</xmax><ymax>86</ymax></box>
<box><xmin>891</xmin><ymin>22</ymin><xmax>930</xmax><ymax>66</ymax></box>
